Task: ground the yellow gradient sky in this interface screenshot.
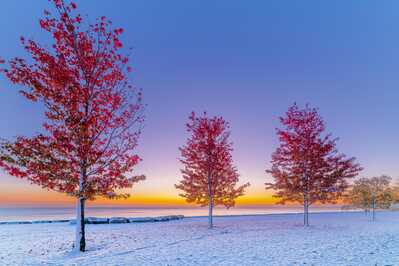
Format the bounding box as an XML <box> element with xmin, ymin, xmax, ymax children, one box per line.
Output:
<box><xmin>0</xmin><ymin>173</ymin><xmax>278</xmax><ymax>207</ymax></box>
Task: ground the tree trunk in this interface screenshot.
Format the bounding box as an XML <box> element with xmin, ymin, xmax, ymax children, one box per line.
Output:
<box><xmin>75</xmin><ymin>170</ymin><xmax>86</xmax><ymax>252</ymax></box>
<box><xmin>304</xmin><ymin>196</ymin><xmax>309</xmax><ymax>227</ymax></box>
<box><xmin>303</xmin><ymin>175</ymin><xmax>309</xmax><ymax>227</ymax></box>
<box><xmin>208</xmin><ymin>199</ymin><xmax>213</xmax><ymax>229</ymax></box>
<box><xmin>207</xmin><ymin>173</ymin><xmax>213</xmax><ymax>229</ymax></box>
<box><xmin>372</xmin><ymin>196</ymin><xmax>376</xmax><ymax>221</ymax></box>
<box><xmin>303</xmin><ymin>173</ymin><xmax>309</xmax><ymax>227</ymax></box>
<box><xmin>75</xmin><ymin>197</ymin><xmax>86</xmax><ymax>252</ymax></box>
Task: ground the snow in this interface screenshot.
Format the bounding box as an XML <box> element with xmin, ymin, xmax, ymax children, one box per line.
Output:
<box><xmin>1</xmin><ymin>211</ymin><xmax>399</xmax><ymax>265</ymax></box>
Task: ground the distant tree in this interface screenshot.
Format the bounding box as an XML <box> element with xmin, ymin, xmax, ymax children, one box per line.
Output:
<box><xmin>0</xmin><ymin>0</ymin><xmax>144</xmax><ymax>252</ymax></box>
<box><xmin>176</xmin><ymin>112</ymin><xmax>249</xmax><ymax>228</ymax></box>
<box><xmin>266</xmin><ymin>104</ymin><xmax>362</xmax><ymax>226</ymax></box>
<box><xmin>348</xmin><ymin>176</ymin><xmax>394</xmax><ymax>221</ymax></box>
<box><xmin>345</xmin><ymin>179</ymin><xmax>373</xmax><ymax>214</ymax></box>
<box><xmin>391</xmin><ymin>180</ymin><xmax>399</xmax><ymax>204</ymax></box>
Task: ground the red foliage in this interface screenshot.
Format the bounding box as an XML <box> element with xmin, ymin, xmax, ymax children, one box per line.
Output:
<box><xmin>176</xmin><ymin>112</ymin><xmax>249</xmax><ymax>208</ymax></box>
<box><xmin>0</xmin><ymin>0</ymin><xmax>145</xmax><ymax>200</ymax></box>
<box><xmin>266</xmin><ymin>104</ymin><xmax>362</xmax><ymax>205</ymax></box>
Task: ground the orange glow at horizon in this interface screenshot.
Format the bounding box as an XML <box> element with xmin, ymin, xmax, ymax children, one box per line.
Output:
<box><xmin>0</xmin><ymin>175</ymin><xmax>279</xmax><ymax>207</ymax></box>
<box><xmin>0</xmin><ymin>188</ymin><xmax>279</xmax><ymax>207</ymax></box>
<box><xmin>0</xmin><ymin>174</ymin><xmax>346</xmax><ymax>207</ymax></box>
<box><xmin>0</xmin><ymin>175</ymin><xmax>347</xmax><ymax>207</ymax></box>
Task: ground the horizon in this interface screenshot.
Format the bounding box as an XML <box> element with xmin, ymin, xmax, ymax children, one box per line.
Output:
<box><xmin>1</xmin><ymin>0</ymin><xmax>399</xmax><ymax>208</ymax></box>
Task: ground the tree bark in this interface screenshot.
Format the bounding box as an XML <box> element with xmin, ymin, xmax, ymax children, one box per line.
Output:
<box><xmin>303</xmin><ymin>173</ymin><xmax>309</xmax><ymax>227</ymax></box>
<box><xmin>75</xmin><ymin>196</ymin><xmax>86</xmax><ymax>252</ymax></box>
<box><xmin>207</xmin><ymin>173</ymin><xmax>213</xmax><ymax>229</ymax></box>
<box><xmin>75</xmin><ymin>170</ymin><xmax>86</xmax><ymax>252</ymax></box>
<box><xmin>208</xmin><ymin>199</ymin><xmax>213</xmax><ymax>229</ymax></box>
<box><xmin>304</xmin><ymin>194</ymin><xmax>309</xmax><ymax>227</ymax></box>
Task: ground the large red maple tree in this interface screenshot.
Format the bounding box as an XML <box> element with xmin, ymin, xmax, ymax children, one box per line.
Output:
<box><xmin>0</xmin><ymin>0</ymin><xmax>144</xmax><ymax>251</ymax></box>
<box><xmin>266</xmin><ymin>104</ymin><xmax>362</xmax><ymax>226</ymax></box>
<box><xmin>176</xmin><ymin>112</ymin><xmax>249</xmax><ymax>228</ymax></box>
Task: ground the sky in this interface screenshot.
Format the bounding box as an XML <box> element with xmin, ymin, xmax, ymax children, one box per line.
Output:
<box><xmin>0</xmin><ymin>0</ymin><xmax>398</xmax><ymax>207</ymax></box>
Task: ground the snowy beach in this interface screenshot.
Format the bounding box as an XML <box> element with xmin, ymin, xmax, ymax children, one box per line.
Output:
<box><xmin>1</xmin><ymin>211</ymin><xmax>399</xmax><ymax>266</ymax></box>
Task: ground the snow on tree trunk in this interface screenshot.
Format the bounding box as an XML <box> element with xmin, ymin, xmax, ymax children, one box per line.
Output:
<box><xmin>75</xmin><ymin>196</ymin><xmax>86</xmax><ymax>252</ymax></box>
<box><xmin>75</xmin><ymin>172</ymin><xmax>86</xmax><ymax>252</ymax></box>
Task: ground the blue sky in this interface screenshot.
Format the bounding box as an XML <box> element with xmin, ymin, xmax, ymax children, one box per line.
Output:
<box><xmin>0</xmin><ymin>0</ymin><xmax>398</xmax><ymax>206</ymax></box>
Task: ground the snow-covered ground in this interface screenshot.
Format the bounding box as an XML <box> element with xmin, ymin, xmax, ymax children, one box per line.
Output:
<box><xmin>1</xmin><ymin>211</ymin><xmax>399</xmax><ymax>266</ymax></box>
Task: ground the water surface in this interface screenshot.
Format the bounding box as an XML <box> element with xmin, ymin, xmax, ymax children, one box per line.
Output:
<box><xmin>0</xmin><ymin>205</ymin><xmax>346</xmax><ymax>222</ymax></box>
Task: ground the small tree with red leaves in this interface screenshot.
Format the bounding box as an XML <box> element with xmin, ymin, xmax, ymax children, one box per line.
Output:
<box><xmin>0</xmin><ymin>0</ymin><xmax>144</xmax><ymax>251</ymax></box>
<box><xmin>266</xmin><ymin>104</ymin><xmax>362</xmax><ymax>226</ymax></box>
<box><xmin>176</xmin><ymin>112</ymin><xmax>249</xmax><ymax>228</ymax></box>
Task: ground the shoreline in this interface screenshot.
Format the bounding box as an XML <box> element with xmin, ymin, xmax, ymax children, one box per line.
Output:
<box><xmin>0</xmin><ymin>209</ymin><xmax>369</xmax><ymax>225</ymax></box>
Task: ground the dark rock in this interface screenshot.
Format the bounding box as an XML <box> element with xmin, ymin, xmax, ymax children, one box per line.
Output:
<box><xmin>109</xmin><ymin>217</ymin><xmax>129</xmax><ymax>224</ymax></box>
<box><xmin>129</xmin><ymin>217</ymin><xmax>156</xmax><ymax>223</ymax></box>
<box><xmin>86</xmin><ymin>217</ymin><xmax>109</xmax><ymax>224</ymax></box>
